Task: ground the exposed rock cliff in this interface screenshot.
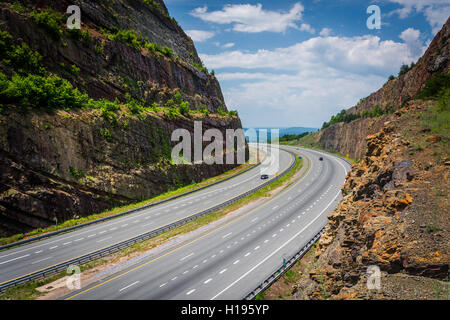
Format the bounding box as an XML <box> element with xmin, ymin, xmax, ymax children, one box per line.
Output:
<box><xmin>294</xmin><ymin>102</ymin><xmax>449</xmax><ymax>299</ymax></box>
<box><xmin>0</xmin><ymin>1</ymin><xmax>245</xmax><ymax>236</ymax></box>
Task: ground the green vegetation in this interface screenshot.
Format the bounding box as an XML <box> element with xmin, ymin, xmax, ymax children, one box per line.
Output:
<box><xmin>217</xmin><ymin>106</ymin><xmax>226</xmax><ymax>116</ymax></box>
<box><xmin>67</xmin><ymin>27</ymin><xmax>92</xmax><ymax>47</ymax></box>
<box><xmin>228</xmin><ymin>110</ymin><xmax>238</xmax><ymax>117</ymax></box>
<box><xmin>416</xmin><ymin>73</ymin><xmax>450</xmax><ymax>139</ymax></box>
<box><xmin>11</xmin><ymin>1</ymin><xmax>28</xmax><ymax>13</ymax></box>
<box><xmin>0</xmin><ymin>73</ymin><xmax>88</xmax><ymax>112</ymax></box>
<box><xmin>322</xmin><ymin>104</ymin><xmax>396</xmax><ymax>129</ymax></box>
<box><xmin>108</xmin><ymin>28</ymin><xmax>174</xmax><ymax>59</ymax></box>
<box><xmin>178</xmin><ymin>101</ymin><xmax>190</xmax><ymax>116</ymax></box>
<box><xmin>98</xmin><ymin>98</ymin><xmax>121</xmax><ymax>125</ymax></box>
<box><xmin>94</xmin><ymin>44</ymin><xmax>105</xmax><ymax>56</ymax></box>
<box><xmin>279</xmin><ymin>132</ymin><xmax>311</xmax><ymax>143</ymax></box>
<box><xmin>398</xmin><ymin>62</ymin><xmax>416</xmax><ymax>76</ymax></box>
<box><xmin>99</xmin><ymin>127</ymin><xmax>113</xmax><ymax>142</ymax></box>
<box><xmin>420</xmin><ymin>88</ymin><xmax>450</xmax><ymax>139</ymax></box>
<box><xmin>142</xmin><ymin>0</ymin><xmax>159</xmax><ymax>8</ymax></box>
<box><xmin>30</xmin><ymin>9</ymin><xmax>64</xmax><ymax>40</ymax></box>
<box><xmin>360</xmin><ymin>104</ymin><xmax>395</xmax><ymax>118</ymax></box>
<box><xmin>0</xmin><ymin>30</ymin><xmax>45</xmax><ymax>75</ymax></box>
<box><xmin>197</xmin><ymin>105</ymin><xmax>209</xmax><ymax>116</ymax></box>
<box><xmin>193</xmin><ymin>60</ymin><xmax>209</xmax><ymax>74</ymax></box>
<box><xmin>69</xmin><ymin>166</ymin><xmax>85</xmax><ymax>179</ymax></box>
<box><xmin>322</xmin><ymin>109</ymin><xmax>360</xmax><ymax>129</ymax></box>
<box><xmin>416</xmin><ymin>73</ymin><xmax>450</xmax><ymax>100</ymax></box>
<box><xmin>60</xmin><ymin>62</ymin><xmax>80</xmax><ymax>77</ymax></box>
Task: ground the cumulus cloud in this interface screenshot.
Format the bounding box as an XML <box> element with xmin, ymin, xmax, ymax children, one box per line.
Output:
<box><xmin>185</xmin><ymin>30</ymin><xmax>215</xmax><ymax>42</ymax></box>
<box><xmin>399</xmin><ymin>28</ymin><xmax>427</xmax><ymax>57</ymax></box>
<box><xmin>201</xmin><ymin>35</ymin><xmax>420</xmax><ymax>76</ymax></box>
<box><xmin>300</xmin><ymin>23</ymin><xmax>315</xmax><ymax>34</ymax></box>
<box><xmin>388</xmin><ymin>0</ymin><xmax>450</xmax><ymax>34</ymax></box>
<box><xmin>190</xmin><ymin>3</ymin><xmax>304</xmax><ymax>33</ymax></box>
<box><xmin>319</xmin><ymin>28</ymin><xmax>332</xmax><ymax>37</ymax></box>
<box><xmin>222</xmin><ymin>42</ymin><xmax>235</xmax><ymax>49</ymax></box>
<box><xmin>201</xmin><ymin>34</ymin><xmax>425</xmax><ymax>127</ymax></box>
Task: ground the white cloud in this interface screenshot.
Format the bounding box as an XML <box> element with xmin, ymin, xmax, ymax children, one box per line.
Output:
<box><xmin>222</xmin><ymin>42</ymin><xmax>235</xmax><ymax>49</ymax></box>
<box><xmin>200</xmin><ymin>34</ymin><xmax>426</xmax><ymax>127</ymax></box>
<box><xmin>191</xmin><ymin>3</ymin><xmax>304</xmax><ymax>33</ymax></box>
<box><xmin>300</xmin><ymin>23</ymin><xmax>315</xmax><ymax>34</ymax></box>
<box><xmin>201</xmin><ymin>35</ymin><xmax>421</xmax><ymax>76</ymax></box>
<box><xmin>424</xmin><ymin>5</ymin><xmax>450</xmax><ymax>34</ymax></box>
<box><xmin>399</xmin><ymin>28</ymin><xmax>427</xmax><ymax>57</ymax></box>
<box><xmin>319</xmin><ymin>27</ymin><xmax>332</xmax><ymax>37</ymax></box>
<box><xmin>185</xmin><ymin>30</ymin><xmax>215</xmax><ymax>42</ymax></box>
<box><xmin>388</xmin><ymin>0</ymin><xmax>450</xmax><ymax>34</ymax></box>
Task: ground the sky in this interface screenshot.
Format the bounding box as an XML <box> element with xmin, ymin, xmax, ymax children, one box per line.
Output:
<box><xmin>165</xmin><ymin>0</ymin><xmax>450</xmax><ymax>128</ymax></box>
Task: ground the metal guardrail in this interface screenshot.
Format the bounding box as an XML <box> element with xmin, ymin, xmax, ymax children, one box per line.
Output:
<box><xmin>0</xmin><ymin>161</ymin><xmax>263</xmax><ymax>252</ymax></box>
<box><xmin>243</xmin><ymin>227</ymin><xmax>326</xmax><ymax>300</ymax></box>
<box><xmin>0</xmin><ymin>151</ymin><xmax>297</xmax><ymax>293</ymax></box>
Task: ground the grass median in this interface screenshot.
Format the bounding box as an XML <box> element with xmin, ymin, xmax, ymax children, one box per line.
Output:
<box><xmin>1</xmin><ymin>154</ymin><xmax>302</xmax><ymax>300</ymax></box>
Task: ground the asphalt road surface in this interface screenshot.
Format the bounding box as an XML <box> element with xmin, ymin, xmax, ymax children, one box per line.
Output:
<box><xmin>0</xmin><ymin>146</ymin><xmax>292</xmax><ymax>287</ymax></box>
<box><xmin>64</xmin><ymin>146</ymin><xmax>350</xmax><ymax>300</ymax></box>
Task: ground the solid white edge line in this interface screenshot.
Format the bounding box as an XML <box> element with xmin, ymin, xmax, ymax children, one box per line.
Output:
<box><xmin>210</xmin><ymin>189</ymin><xmax>342</xmax><ymax>300</ymax></box>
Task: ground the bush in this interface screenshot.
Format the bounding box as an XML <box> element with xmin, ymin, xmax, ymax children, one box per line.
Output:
<box><xmin>4</xmin><ymin>42</ymin><xmax>45</xmax><ymax>75</ymax></box>
<box><xmin>197</xmin><ymin>105</ymin><xmax>209</xmax><ymax>116</ymax></box>
<box><xmin>174</xmin><ymin>91</ymin><xmax>182</xmax><ymax>104</ymax></box>
<box><xmin>398</xmin><ymin>62</ymin><xmax>416</xmax><ymax>76</ymax></box>
<box><xmin>322</xmin><ymin>109</ymin><xmax>361</xmax><ymax>129</ymax></box>
<box><xmin>193</xmin><ymin>61</ymin><xmax>208</xmax><ymax>74</ymax></box>
<box><xmin>113</xmin><ymin>29</ymin><xmax>145</xmax><ymax>49</ymax></box>
<box><xmin>228</xmin><ymin>110</ymin><xmax>238</xmax><ymax>117</ymax></box>
<box><xmin>0</xmin><ymin>73</ymin><xmax>88</xmax><ymax>111</ymax></box>
<box><xmin>31</xmin><ymin>9</ymin><xmax>64</xmax><ymax>40</ymax></box>
<box><xmin>0</xmin><ymin>30</ymin><xmax>45</xmax><ymax>75</ymax></box>
<box><xmin>99</xmin><ymin>128</ymin><xmax>113</xmax><ymax>142</ymax></box>
<box><xmin>388</xmin><ymin>75</ymin><xmax>395</xmax><ymax>81</ymax></box>
<box><xmin>167</xmin><ymin>106</ymin><xmax>179</xmax><ymax>119</ymax></box>
<box><xmin>178</xmin><ymin>101</ymin><xmax>190</xmax><ymax>115</ymax></box>
<box><xmin>217</xmin><ymin>106</ymin><xmax>226</xmax><ymax>116</ymax></box>
<box><xmin>371</xmin><ymin>104</ymin><xmax>384</xmax><ymax>117</ymax></box>
<box><xmin>161</xmin><ymin>46</ymin><xmax>173</xmax><ymax>58</ymax></box>
<box><xmin>166</xmin><ymin>99</ymin><xmax>175</xmax><ymax>108</ymax></box>
<box><xmin>437</xmin><ymin>87</ymin><xmax>450</xmax><ymax>112</ymax></box>
<box><xmin>97</xmin><ymin>99</ymin><xmax>120</xmax><ymax>125</ymax></box>
<box><xmin>416</xmin><ymin>73</ymin><xmax>450</xmax><ymax>100</ymax></box>
<box><xmin>70</xmin><ymin>167</ymin><xmax>85</xmax><ymax>179</ymax></box>
<box><xmin>279</xmin><ymin>132</ymin><xmax>310</xmax><ymax>143</ymax></box>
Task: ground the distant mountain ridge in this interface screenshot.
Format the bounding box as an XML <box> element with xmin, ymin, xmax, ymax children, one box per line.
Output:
<box><xmin>244</xmin><ymin>127</ymin><xmax>319</xmax><ymax>141</ymax></box>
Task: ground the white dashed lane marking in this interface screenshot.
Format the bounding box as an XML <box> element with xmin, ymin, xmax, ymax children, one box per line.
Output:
<box><xmin>119</xmin><ymin>281</ymin><xmax>139</xmax><ymax>292</ymax></box>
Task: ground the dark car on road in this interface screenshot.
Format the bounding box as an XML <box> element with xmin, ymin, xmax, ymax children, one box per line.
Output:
<box><xmin>319</xmin><ymin>157</ymin><xmax>323</xmax><ymax>161</ymax></box>
<box><xmin>261</xmin><ymin>174</ymin><xmax>269</xmax><ymax>180</ymax></box>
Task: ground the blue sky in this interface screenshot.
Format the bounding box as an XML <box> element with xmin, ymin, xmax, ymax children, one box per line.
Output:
<box><xmin>165</xmin><ymin>0</ymin><xmax>450</xmax><ymax>128</ymax></box>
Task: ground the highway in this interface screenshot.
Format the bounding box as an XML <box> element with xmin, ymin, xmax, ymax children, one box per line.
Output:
<box><xmin>64</xmin><ymin>146</ymin><xmax>350</xmax><ymax>300</ymax></box>
<box><xmin>0</xmin><ymin>146</ymin><xmax>292</xmax><ymax>287</ymax></box>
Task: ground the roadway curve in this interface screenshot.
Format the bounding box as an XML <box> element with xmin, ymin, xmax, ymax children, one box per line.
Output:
<box><xmin>0</xmin><ymin>147</ymin><xmax>293</xmax><ymax>288</ymax></box>
<box><xmin>64</xmin><ymin>146</ymin><xmax>350</xmax><ymax>300</ymax></box>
